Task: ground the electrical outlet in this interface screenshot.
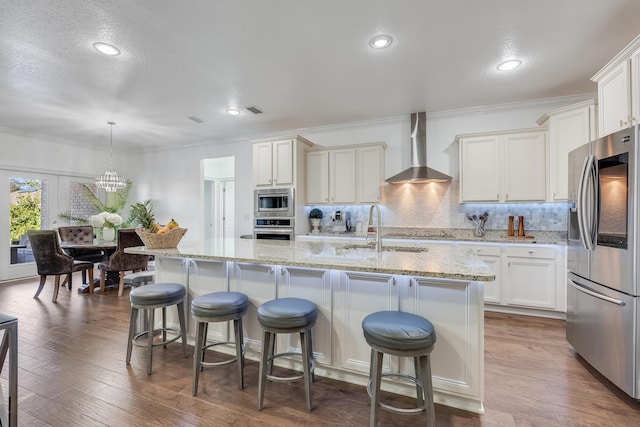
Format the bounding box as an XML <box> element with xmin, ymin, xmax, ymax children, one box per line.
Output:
<box><xmin>458</xmin><ymin>213</ymin><xmax>466</xmax><ymax>224</ymax></box>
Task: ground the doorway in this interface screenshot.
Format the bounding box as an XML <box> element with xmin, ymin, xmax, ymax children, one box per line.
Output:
<box><xmin>203</xmin><ymin>157</ymin><xmax>235</xmax><ymax>240</ymax></box>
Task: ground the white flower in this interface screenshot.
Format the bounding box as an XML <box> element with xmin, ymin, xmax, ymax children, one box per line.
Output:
<box><xmin>105</xmin><ymin>213</ymin><xmax>123</xmax><ymax>227</ymax></box>
<box><xmin>89</xmin><ymin>214</ymin><xmax>105</xmax><ymax>228</ymax></box>
<box><xmin>90</xmin><ymin>211</ymin><xmax>123</xmax><ymax>228</ymax></box>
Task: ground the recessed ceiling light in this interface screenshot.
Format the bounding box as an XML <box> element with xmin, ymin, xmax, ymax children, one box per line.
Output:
<box><xmin>369</xmin><ymin>35</ymin><xmax>393</xmax><ymax>49</ymax></box>
<box><xmin>226</xmin><ymin>108</ymin><xmax>241</xmax><ymax>116</ymax></box>
<box><xmin>93</xmin><ymin>42</ymin><xmax>121</xmax><ymax>56</ymax></box>
<box><xmin>497</xmin><ymin>59</ymin><xmax>522</xmax><ymax>71</ymax></box>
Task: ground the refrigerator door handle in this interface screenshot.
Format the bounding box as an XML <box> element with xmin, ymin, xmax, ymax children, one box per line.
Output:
<box><xmin>569</xmin><ymin>279</ymin><xmax>626</xmax><ymax>306</ymax></box>
<box><xmin>578</xmin><ymin>155</ymin><xmax>597</xmax><ymax>250</ymax></box>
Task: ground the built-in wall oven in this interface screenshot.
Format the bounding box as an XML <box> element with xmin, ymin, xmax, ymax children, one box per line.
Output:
<box><xmin>254</xmin><ymin>188</ymin><xmax>295</xmax><ymax>240</ymax></box>
<box><xmin>254</xmin><ymin>188</ymin><xmax>294</xmax><ymax>217</ymax></box>
<box><xmin>253</xmin><ymin>218</ymin><xmax>294</xmax><ymax>241</ymax></box>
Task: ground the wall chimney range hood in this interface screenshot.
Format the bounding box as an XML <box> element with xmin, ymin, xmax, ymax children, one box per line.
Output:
<box><xmin>385</xmin><ymin>112</ymin><xmax>452</xmax><ymax>183</ymax></box>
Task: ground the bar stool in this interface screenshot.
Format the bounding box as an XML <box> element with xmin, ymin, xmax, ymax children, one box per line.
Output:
<box><xmin>362</xmin><ymin>310</ymin><xmax>437</xmax><ymax>427</ymax></box>
<box><xmin>0</xmin><ymin>313</ymin><xmax>18</xmax><ymax>427</ymax></box>
<box><xmin>191</xmin><ymin>291</ymin><xmax>249</xmax><ymax>395</ymax></box>
<box><xmin>126</xmin><ymin>283</ymin><xmax>189</xmax><ymax>375</ymax></box>
<box><xmin>257</xmin><ymin>297</ymin><xmax>317</xmax><ymax>412</ymax></box>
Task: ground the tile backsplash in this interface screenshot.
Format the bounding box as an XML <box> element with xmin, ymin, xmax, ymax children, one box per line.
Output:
<box><xmin>305</xmin><ymin>181</ymin><xmax>569</xmax><ymax>234</ymax></box>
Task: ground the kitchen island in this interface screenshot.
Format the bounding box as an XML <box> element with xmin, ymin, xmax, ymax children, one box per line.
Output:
<box><xmin>126</xmin><ymin>238</ymin><xmax>494</xmax><ymax>413</ymax></box>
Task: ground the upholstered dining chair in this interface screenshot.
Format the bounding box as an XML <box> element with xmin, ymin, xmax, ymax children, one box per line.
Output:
<box><xmin>98</xmin><ymin>228</ymin><xmax>150</xmax><ymax>297</ymax></box>
<box><xmin>58</xmin><ymin>225</ymin><xmax>105</xmax><ymax>283</ymax></box>
<box><xmin>27</xmin><ymin>230</ymin><xmax>95</xmax><ymax>303</ymax></box>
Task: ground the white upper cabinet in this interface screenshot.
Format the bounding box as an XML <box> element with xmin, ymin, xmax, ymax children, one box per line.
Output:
<box><xmin>252</xmin><ymin>136</ymin><xmax>313</xmax><ymax>189</ymax></box>
<box><xmin>592</xmin><ymin>34</ymin><xmax>640</xmax><ymax>137</ymax></box>
<box><xmin>329</xmin><ymin>148</ymin><xmax>357</xmax><ymax>203</ymax></box>
<box><xmin>305</xmin><ymin>151</ymin><xmax>330</xmax><ymax>203</ymax></box>
<box><xmin>253</xmin><ymin>139</ymin><xmax>294</xmax><ymax>187</ymax></box>
<box><xmin>537</xmin><ymin>99</ymin><xmax>597</xmax><ymax>201</ymax></box>
<box><xmin>305</xmin><ymin>142</ymin><xmax>386</xmax><ymax>204</ymax></box>
<box><xmin>458</xmin><ymin>128</ymin><xmax>547</xmax><ymax>203</ymax></box>
<box><xmin>357</xmin><ymin>144</ymin><xmax>385</xmax><ymax>203</ymax></box>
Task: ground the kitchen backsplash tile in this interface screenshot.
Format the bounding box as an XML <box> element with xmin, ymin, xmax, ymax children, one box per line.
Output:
<box><xmin>305</xmin><ymin>180</ymin><xmax>569</xmax><ymax>234</ymax></box>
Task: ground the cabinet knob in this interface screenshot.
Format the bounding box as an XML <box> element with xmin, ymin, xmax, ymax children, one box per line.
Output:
<box><xmin>528</xmin><ymin>250</ymin><xmax>534</xmax><ymax>254</ymax></box>
<box><xmin>268</xmin><ymin>178</ymin><xmax>272</xmax><ymax>184</ymax></box>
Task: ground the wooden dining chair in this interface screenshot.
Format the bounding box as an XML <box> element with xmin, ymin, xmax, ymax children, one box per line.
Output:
<box><xmin>98</xmin><ymin>229</ymin><xmax>150</xmax><ymax>296</ymax></box>
<box><xmin>27</xmin><ymin>230</ymin><xmax>95</xmax><ymax>303</ymax></box>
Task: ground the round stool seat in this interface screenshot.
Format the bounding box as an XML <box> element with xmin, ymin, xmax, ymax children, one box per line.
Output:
<box><xmin>257</xmin><ymin>297</ymin><xmax>317</xmax><ymax>330</ymax></box>
<box><xmin>130</xmin><ymin>282</ymin><xmax>185</xmax><ymax>306</ymax></box>
<box><xmin>192</xmin><ymin>291</ymin><xmax>249</xmax><ymax>317</ymax></box>
<box><xmin>362</xmin><ymin>311</ymin><xmax>436</xmax><ymax>351</ymax></box>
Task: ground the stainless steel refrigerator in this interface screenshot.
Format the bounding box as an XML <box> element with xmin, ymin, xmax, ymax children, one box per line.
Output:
<box><xmin>566</xmin><ymin>124</ymin><xmax>639</xmax><ymax>398</ymax></box>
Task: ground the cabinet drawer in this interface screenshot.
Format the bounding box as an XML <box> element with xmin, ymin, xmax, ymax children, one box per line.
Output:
<box><xmin>506</xmin><ymin>246</ymin><xmax>555</xmax><ymax>259</ymax></box>
<box><xmin>459</xmin><ymin>244</ymin><xmax>501</xmax><ymax>257</ymax></box>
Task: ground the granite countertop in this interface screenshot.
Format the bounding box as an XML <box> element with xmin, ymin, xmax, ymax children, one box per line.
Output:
<box><xmin>305</xmin><ymin>227</ymin><xmax>567</xmax><ymax>245</ymax></box>
<box><xmin>126</xmin><ymin>238</ymin><xmax>495</xmax><ymax>282</ymax></box>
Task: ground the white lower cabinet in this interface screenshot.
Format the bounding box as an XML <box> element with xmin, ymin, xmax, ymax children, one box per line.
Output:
<box><xmin>402</xmin><ymin>276</ymin><xmax>484</xmax><ymax>403</ymax></box>
<box><xmin>457</xmin><ymin>243</ymin><xmax>502</xmax><ymax>304</ymax></box>
<box><xmin>230</xmin><ymin>263</ymin><xmax>278</xmax><ymax>352</ymax></box>
<box><xmin>504</xmin><ymin>246</ymin><xmax>557</xmax><ymax>310</ymax></box>
<box><xmin>155</xmin><ymin>257</ymin><xmax>228</xmax><ymax>339</ymax></box>
<box><xmin>156</xmin><ymin>256</ymin><xmax>485</xmax><ymax>413</ymax></box>
<box><xmin>334</xmin><ymin>271</ymin><xmax>398</xmax><ymax>373</ymax></box>
<box><xmin>278</xmin><ymin>266</ymin><xmax>332</xmax><ymax>366</ymax></box>
<box><xmin>456</xmin><ymin>242</ymin><xmax>565</xmax><ymax>316</ymax></box>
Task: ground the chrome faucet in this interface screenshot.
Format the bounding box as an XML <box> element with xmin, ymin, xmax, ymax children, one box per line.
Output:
<box><xmin>367</xmin><ymin>204</ymin><xmax>382</xmax><ymax>252</ymax></box>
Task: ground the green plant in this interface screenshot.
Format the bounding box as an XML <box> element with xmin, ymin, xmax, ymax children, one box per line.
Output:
<box><xmin>309</xmin><ymin>208</ymin><xmax>323</xmax><ymax>219</ymax></box>
<box><xmin>10</xmin><ymin>189</ymin><xmax>41</xmax><ymax>241</ymax></box>
<box><xmin>129</xmin><ymin>200</ymin><xmax>159</xmax><ymax>232</ymax></box>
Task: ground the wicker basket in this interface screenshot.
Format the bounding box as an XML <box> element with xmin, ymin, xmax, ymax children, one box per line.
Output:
<box><xmin>135</xmin><ymin>227</ymin><xmax>187</xmax><ymax>249</ymax></box>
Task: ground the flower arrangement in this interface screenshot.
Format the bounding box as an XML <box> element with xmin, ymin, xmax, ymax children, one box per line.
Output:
<box><xmin>90</xmin><ymin>211</ymin><xmax>124</xmax><ymax>229</ymax></box>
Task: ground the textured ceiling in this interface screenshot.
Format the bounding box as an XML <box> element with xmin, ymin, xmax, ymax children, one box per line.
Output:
<box><xmin>1</xmin><ymin>0</ymin><xmax>639</xmax><ymax>152</ymax></box>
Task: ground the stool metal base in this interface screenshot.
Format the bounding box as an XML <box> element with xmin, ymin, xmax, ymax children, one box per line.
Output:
<box><xmin>126</xmin><ymin>301</ymin><xmax>189</xmax><ymax>375</ymax></box>
<box><xmin>367</xmin><ymin>345</ymin><xmax>435</xmax><ymax>427</ymax></box>
<box><xmin>366</xmin><ymin>372</ymin><xmax>427</xmax><ymax>414</ymax></box>
<box><xmin>192</xmin><ymin>313</ymin><xmax>246</xmax><ymax>396</ymax></box>
<box><xmin>257</xmin><ymin>324</ymin><xmax>315</xmax><ymax>412</ymax></box>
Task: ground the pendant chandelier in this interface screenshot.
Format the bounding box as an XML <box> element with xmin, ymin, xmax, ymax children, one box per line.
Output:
<box><xmin>96</xmin><ymin>121</ymin><xmax>127</xmax><ymax>192</ymax></box>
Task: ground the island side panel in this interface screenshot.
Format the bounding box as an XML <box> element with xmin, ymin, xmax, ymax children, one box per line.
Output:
<box><xmin>405</xmin><ymin>277</ymin><xmax>485</xmax><ymax>413</ymax></box>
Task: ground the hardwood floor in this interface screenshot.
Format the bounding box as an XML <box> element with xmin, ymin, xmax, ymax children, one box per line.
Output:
<box><xmin>1</xmin><ymin>277</ymin><xmax>640</xmax><ymax>426</ymax></box>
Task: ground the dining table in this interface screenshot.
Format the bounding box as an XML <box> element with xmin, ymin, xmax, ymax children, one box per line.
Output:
<box><xmin>60</xmin><ymin>241</ymin><xmax>117</xmax><ymax>293</ymax></box>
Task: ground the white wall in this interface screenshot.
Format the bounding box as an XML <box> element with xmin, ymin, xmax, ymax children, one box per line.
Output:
<box><xmin>123</xmin><ymin>139</ymin><xmax>253</xmax><ymax>239</ymax></box>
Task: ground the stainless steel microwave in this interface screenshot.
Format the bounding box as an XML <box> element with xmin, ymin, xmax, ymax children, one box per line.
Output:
<box><xmin>254</xmin><ymin>188</ymin><xmax>294</xmax><ymax>217</ymax></box>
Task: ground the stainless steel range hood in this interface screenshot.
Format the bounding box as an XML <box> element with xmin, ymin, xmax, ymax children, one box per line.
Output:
<box><xmin>385</xmin><ymin>112</ymin><xmax>452</xmax><ymax>183</ymax></box>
